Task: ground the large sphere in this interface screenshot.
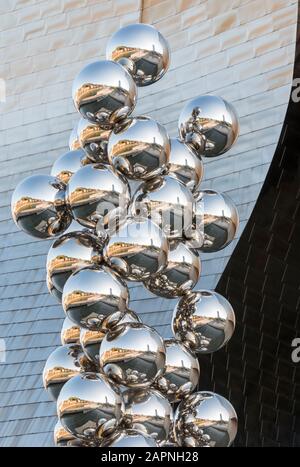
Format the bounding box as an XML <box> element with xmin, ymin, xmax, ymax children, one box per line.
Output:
<box><xmin>54</xmin><ymin>420</ymin><xmax>94</xmax><ymax>447</ymax></box>
<box><xmin>61</xmin><ymin>317</ymin><xmax>81</xmax><ymax>345</ymax></box>
<box><xmin>100</xmin><ymin>322</ymin><xmax>166</xmax><ymax>388</ymax></box>
<box><xmin>108</xmin><ymin>116</ymin><xmax>170</xmax><ymax>180</ymax></box>
<box><xmin>80</xmin><ymin>328</ymin><xmax>105</xmax><ymax>366</ymax></box>
<box><xmin>62</xmin><ymin>266</ymin><xmax>129</xmax><ymax>330</ymax></box>
<box><xmin>101</xmin><ymin>429</ymin><xmax>158</xmax><ymax>447</ymax></box>
<box><xmin>77</xmin><ymin>118</ymin><xmax>111</xmax><ymax>163</ymax></box>
<box><xmin>194</xmin><ymin>190</ymin><xmax>239</xmax><ymax>253</ymax></box>
<box><xmin>51</xmin><ymin>149</ymin><xmax>89</xmax><ymax>184</ymax></box>
<box><xmin>57</xmin><ymin>372</ymin><xmax>124</xmax><ymax>440</ymax></box>
<box><xmin>67</xmin><ymin>163</ymin><xmax>130</xmax><ymax>229</ymax></box>
<box><xmin>178</xmin><ymin>95</ymin><xmax>239</xmax><ymax>158</ymax></box>
<box><xmin>72</xmin><ymin>60</ymin><xmax>136</xmax><ymax>126</ymax></box>
<box><xmin>131</xmin><ymin>175</ymin><xmax>194</xmax><ymax>240</ymax></box>
<box><xmin>42</xmin><ymin>344</ymin><xmax>84</xmax><ymax>401</ymax></box>
<box><xmin>168</xmin><ymin>138</ymin><xmax>203</xmax><ymax>194</ymax></box>
<box><xmin>11</xmin><ymin>175</ymin><xmax>72</xmax><ymax>239</ymax></box>
<box><xmin>106</xmin><ymin>23</ymin><xmax>170</xmax><ymax>87</ymax></box>
<box><xmin>174</xmin><ymin>391</ymin><xmax>238</xmax><ymax>447</ymax></box>
<box><xmin>46</xmin><ymin>230</ymin><xmax>103</xmax><ymax>295</ymax></box>
<box><xmin>123</xmin><ymin>388</ymin><xmax>173</xmax><ymax>442</ymax></box>
<box><xmin>104</xmin><ymin>217</ymin><xmax>168</xmax><ymax>282</ymax></box>
<box><xmin>144</xmin><ymin>240</ymin><xmax>200</xmax><ymax>298</ymax></box>
<box><xmin>155</xmin><ymin>339</ymin><xmax>200</xmax><ymax>403</ymax></box>
<box><xmin>69</xmin><ymin>122</ymin><xmax>81</xmax><ymax>151</ymax></box>
<box><xmin>172</xmin><ymin>290</ymin><xmax>235</xmax><ymax>354</ymax></box>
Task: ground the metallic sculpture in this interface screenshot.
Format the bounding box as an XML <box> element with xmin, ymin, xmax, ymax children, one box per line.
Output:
<box><xmin>174</xmin><ymin>391</ymin><xmax>238</xmax><ymax>447</ymax></box>
<box><xmin>11</xmin><ymin>23</ymin><xmax>240</xmax><ymax>448</ymax></box>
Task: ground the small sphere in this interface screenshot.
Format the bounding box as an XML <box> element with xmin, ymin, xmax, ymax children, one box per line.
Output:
<box><xmin>101</xmin><ymin>429</ymin><xmax>158</xmax><ymax>447</ymax></box>
<box><xmin>100</xmin><ymin>322</ymin><xmax>166</xmax><ymax>388</ymax></box>
<box><xmin>51</xmin><ymin>149</ymin><xmax>89</xmax><ymax>184</ymax></box>
<box><xmin>174</xmin><ymin>391</ymin><xmax>238</xmax><ymax>447</ymax></box>
<box><xmin>72</xmin><ymin>60</ymin><xmax>136</xmax><ymax>126</ymax></box>
<box><xmin>172</xmin><ymin>290</ymin><xmax>235</xmax><ymax>354</ymax></box>
<box><xmin>77</xmin><ymin>117</ymin><xmax>111</xmax><ymax>163</ymax></box>
<box><xmin>168</xmin><ymin>138</ymin><xmax>203</xmax><ymax>194</ymax></box>
<box><xmin>106</xmin><ymin>23</ymin><xmax>170</xmax><ymax>87</ymax></box>
<box><xmin>60</xmin><ymin>317</ymin><xmax>81</xmax><ymax>345</ymax></box>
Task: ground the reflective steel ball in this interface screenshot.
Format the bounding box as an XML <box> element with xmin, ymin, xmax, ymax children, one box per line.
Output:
<box><xmin>168</xmin><ymin>138</ymin><xmax>203</xmax><ymax>194</ymax></box>
<box><xmin>62</xmin><ymin>266</ymin><xmax>129</xmax><ymax>330</ymax></box>
<box><xmin>61</xmin><ymin>317</ymin><xmax>81</xmax><ymax>345</ymax></box>
<box><xmin>172</xmin><ymin>290</ymin><xmax>235</xmax><ymax>354</ymax></box>
<box><xmin>47</xmin><ymin>230</ymin><xmax>103</xmax><ymax>295</ymax></box>
<box><xmin>108</xmin><ymin>116</ymin><xmax>170</xmax><ymax>180</ymax></box>
<box><xmin>100</xmin><ymin>322</ymin><xmax>166</xmax><ymax>388</ymax></box>
<box><xmin>67</xmin><ymin>163</ymin><xmax>130</xmax><ymax>229</ymax></box>
<box><xmin>174</xmin><ymin>391</ymin><xmax>238</xmax><ymax>447</ymax></box>
<box><xmin>155</xmin><ymin>339</ymin><xmax>200</xmax><ymax>403</ymax></box>
<box><xmin>123</xmin><ymin>388</ymin><xmax>173</xmax><ymax>442</ymax></box>
<box><xmin>131</xmin><ymin>175</ymin><xmax>194</xmax><ymax>240</ymax></box>
<box><xmin>101</xmin><ymin>429</ymin><xmax>158</xmax><ymax>447</ymax></box>
<box><xmin>77</xmin><ymin>118</ymin><xmax>111</xmax><ymax>163</ymax></box>
<box><xmin>69</xmin><ymin>122</ymin><xmax>81</xmax><ymax>151</ymax></box>
<box><xmin>104</xmin><ymin>217</ymin><xmax>168</xmax><ymax>281</ymax></box>
<box><xmin>51</xmin><ymin>149</ymin><xmax>89</xmax><ymax>184</ymax></box>
<box><xmin>194</xmin><ymin>190</ymin><xmax>239</xmax><ymax>253</ymax></box>
<box><xmin>72</xmin><ymin>60</ymin><xmax>136</xmax><ymax>127</ymax></box>
<box><xmin>57</xmin><ymin>372</ymin><xmax>124</xmax><ymax>440</ymax></box>
<box><xmin>106</xmin><ymin>23</ymin><xmax>170</xmax><ymax>87</ymax></box>
<box><xmin>178</xmin><ymin>95</ymin><xmax>239</xmax><ymax>158</ymax></box>
<box><xmin>144</xmin><ymin>240</ymin><xmax>200</xmax><ymax>298</ymax></box>
<box><xmin>11</xmin><ymin>175</ymin><xmax>72</xmax><ymax>239</ymax></box>
<box><xmin>42</xmin><ymin>344</ymin><xmax>84</xmax><ymax>401</ymax></box>
<box><xmin>80</xmin><ymin>328</ymin><xmax>105</xmax><ymax>366</ymax></box>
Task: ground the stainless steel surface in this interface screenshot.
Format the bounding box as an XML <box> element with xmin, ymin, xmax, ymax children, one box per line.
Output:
<box><xmin>131</xmin><ymin>175</ymin><xmax>194</xmax><ymax>239</ymax></box>
<box><xmin>54</xmin><ymin>420</ymin><xmax>95</xmax><ymax>447</ymax></box>
<box><xmin>144</xmin><ymin>240</ymin><xmax>201</xmax><ymax>298</ymax></box>
<box><xmin>123</xmin><ymin>388</ymin><xmax>173</xmax><ymax>442</ymax></box>
<box><xmin>69</xmin><ymin>122</ymin><xmax>81</xmax><ymax>151</ymax></box>
<box><xmin>77</xmin><ymin>118</ymin><xmax>111</xmax><ymax>163</ymax></box>
<box><xmin>104</xmin><ymin>217</ymin><xmax>168</xmax><ymax>281</ymax></box>
<box><xmin>108</xmin><ymin>116</ymin><xmax>170</xmax><ymax>180</ymax></box>
<box><xmin>50</xmin><ymin>149</ymin><xmax>89</xmax><ymax>184</ymax></box>
<box><xmin>178</xmin><ymin>95</ymin><xmax>239</xmax><ymax>158</ymax></box>
<box><xmin>72</xmin><ymin>60</ymin><xmax>137</xmax><ymax>126</ymax></box>
<box><xmin>168</xmin><ymin>138</ymin><xmax>203</xmax><ymax>194</ymax></box>
<box><xmin>101</xmin><ymin>429</ymin><xmax>158</xmax><ymax>447</ymax></box>
<box><xmin>80</xmin><ymin>328</ymin><xmax>104</xmax><ymax>366</ymax></box>
<box><xmin>67</xmin><ymin>163</ymin><xmax>131</xmax><ymax>229</ymax></box>
<box><xmin>106</xmin><ymin>23</ymin><xmax>170</xmax><ymax>87</ymax></box>
<box><xmin>155</xmin><ymin>338</ymin><xmax>200</xmax><ymax>403</ymax></box>
<box><xmin>62</xmin><ymin>265</ymin><xmax>129</xmax><ymax>330</ymax></box>
<box><xmin>60</xmin><ymin>317</ymin><xmax>81</xmax><ymax>345</ymax></box>
<box><xmin>99</xmin><ymin>322</ymin><xmax>166</xmax><ymax>388</ymax></box>
<box><xmin>57</xmin><ymin>372</ymin><xmax>124</xmax><ymax>440</ymax></box>
<box><xmin>172</xmin><ymin>290</ymin><xmax>236</xmax><ymax>354</ymax></box>
<box><xmin>11</xmin><ymin>175</ymin><xmax>72</xmax><ymax>239</ymax></box>
<box><xmin>174</xmin><ymin>391</ymin><xmax>238</xmax><ymax>447</ymax></box>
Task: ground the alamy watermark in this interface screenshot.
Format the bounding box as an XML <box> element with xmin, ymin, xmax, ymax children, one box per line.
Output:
<box><xmin>291</xmin><ymin>338</ymin><xmax>300</xmax><ymax>364</ymax></box>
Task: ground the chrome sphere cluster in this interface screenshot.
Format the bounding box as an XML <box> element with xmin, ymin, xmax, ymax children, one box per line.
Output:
<box><xmin>11</xmin><ymin>23</ymin><xmax>240</xmax><ymax>448</ymax></box>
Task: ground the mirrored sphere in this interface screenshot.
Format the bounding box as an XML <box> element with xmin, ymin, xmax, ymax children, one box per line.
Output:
<box><xmin>101</xmin><ymin>429</ymin><xmax>158</xmax><ymax>447</ymax></box>
<box><xmin>168</xmin><ymin>138</ymin><xmax>203</xmax><ymax>194</ymax></box>
<box><xmin>194</xmin><ymin>190</ymin><xmax>239</xmax><ymax>253</ymax></box>
<box><xmin>108</xmin><ymin>116</ymin><xmax>170</xmax><ymax>180</ymax></box>
<box><xmin>42</xmin><ymin>344</ymin><xmax>84</xmax><ymax>401</ymax></box>
<box><xmin>80</xmin><ymin>328</ymin><xmax>105</xmax><ymax>366</ymax></box>
<box><xmin>174</xmin><ymin>391</ymin><xmax>238</xmax><ymax>447</ymax></box>
<box><xmin>47</xmin><ymin>230</ymin><xmax>103</xmax><ymax>294</ymax></box>
<box><xmin>123</xmin><ymin>388</ymin><xmax>173</xmax><ymax>442</ymax></box>
<box><xmin>106</xmin><ymin>23</ymin><xmax>170</xmax><ymax>87</ymax></box>
<box><xmin>54</xmin><ymin>420</ymin><xmax>95</xmax><ymax>447</ymax></box>
<box><xmin>11</xmin><ymin>175</ymin><xmax>72</xmax><ymax>239</ymax></box>
<box><xmin>57</xmin><ymin>372</ymin><xmax>124</xmax><ymax>440</ymax></box>
<box><xmin>104</xmin><ymin>217</ymin><xmax>168</xmax><ymax>282</ymax></box>
<box><xmin>62</xmin><ymin>266</ymin><xmax>129</xmax><ymax>330</ymax></box>
<box><xmin>100</xmin><ymin>322</ymin><xmax>166</xmax><ymax>388</ymax></box>
<box><xmin>131</xmin><ymin>175</ymin><xmax>194</xmax><ymax>240</ymax></box>
<box><xmin>72</xmin><ymin>60</ymin><xmax>136</xmax><ymax>126</ymax></box>
<box><xmin>51</xmin><ymin>149</ymin><xmax>89</xmax><ymax>184</ymax></box>
<box><xmin>77</xmin><ymin>117</ymin><xmax>111</xmax><ymax>163</ymax></box>
<box><xmin>144</xmin><ymin>240</ymin><xmax>200</xmax><ymax>298</ymax></box>
<box><xmin>172</xmin><ymin>290</ymin><xmax>235</xmax><ymax>354</ymax></box>
<box><xmin>155</xmin><ymin>339</ymin><xmax>200</xmax><ymax>403</ymax></box>
<box><xmin>69</xmin><ymin>122</ymin><xmax>81</xmax><ymax>151</ymax></box>
<box><xmin>61</xmin><ymin>317</ymin><xmax>81</xmax><ymax>345</ymax></box>
<box><xmin>67</xmin><ymin>163</ymin><xmax>130</xmax><ymax>229</ymax></box>
<box><xmin>178</xmin><ymin>95</ymin><xmax>240</xmax><ymax>158</ymax></box>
